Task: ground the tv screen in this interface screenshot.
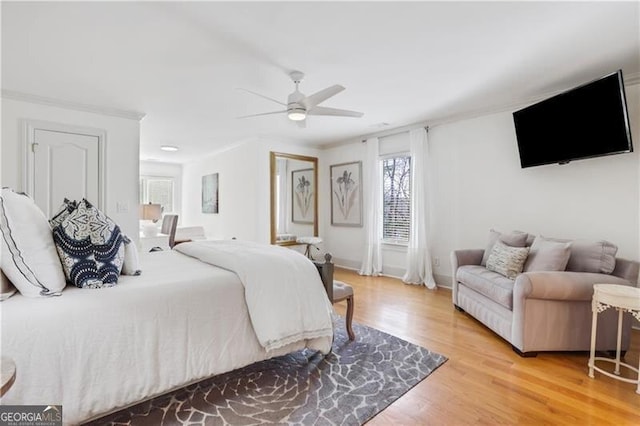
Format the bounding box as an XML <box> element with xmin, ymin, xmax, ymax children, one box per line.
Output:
<box><xmin>513</xmin><ymin>70</ymin><xmax>633</xmax><ymax>168</ymax></box>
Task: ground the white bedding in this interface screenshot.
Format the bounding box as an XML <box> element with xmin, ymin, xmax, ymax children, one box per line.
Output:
<box><xmin>175</xmin><ymin>240</ymin><xmax>334</xmax><ymax>351</ymax></box>
<box><xmin>0</xmin><ymin>249</ymin><xmax>333</xmax><ymax>424</ymax></box>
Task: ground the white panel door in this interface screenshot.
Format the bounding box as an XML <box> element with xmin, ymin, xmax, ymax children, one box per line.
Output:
<box><xmin>32</xmin><ymin>129</ymin><xmax>100</xmax><ymax>217</ymax></box>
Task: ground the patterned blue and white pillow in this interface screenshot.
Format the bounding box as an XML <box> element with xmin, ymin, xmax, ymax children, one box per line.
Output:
<box><xmin>52</xmin><ymin>199</ymin><xmax>125</xmax><ymax>288</ymax></box>
<box><xmin>49</xmin><ymin>198</ymin><xmax>78</xmax><ymax>229</ymax></box>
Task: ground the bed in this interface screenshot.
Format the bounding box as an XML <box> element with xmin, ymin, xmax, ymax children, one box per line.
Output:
<box><xmin>0</xmin><ymin>241</ymin><xmax>334</xmax><ymax>424</ymax></box>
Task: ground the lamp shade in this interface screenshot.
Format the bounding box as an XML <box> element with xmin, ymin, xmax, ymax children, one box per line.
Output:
<box><xmin>140</xmin><ymin>203</ymin><xmax>162</xmax><ymax>222</ymax></box>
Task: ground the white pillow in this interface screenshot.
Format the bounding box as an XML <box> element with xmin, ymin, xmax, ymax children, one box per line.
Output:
<box><xmin>0</xmin><ymin>188</ymin><xmax>66</xmax><ymax>297</ymax></box>
<box><xmin>121</xmin><ymin>236</ymin><xmax>142</xmax><ymax>276</ymax></box>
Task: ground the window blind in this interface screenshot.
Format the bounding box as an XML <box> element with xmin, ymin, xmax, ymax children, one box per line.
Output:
<box><xmin>381</xmin><ymin>155</ymin><xmax>411</xmax><ymax>243</ymax></box>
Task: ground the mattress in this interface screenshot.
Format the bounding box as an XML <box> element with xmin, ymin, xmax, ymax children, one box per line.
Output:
<box><xmin>0</xmin><ymin>250</ymin><xmax>330</xmax><ymax>424</ymax></box>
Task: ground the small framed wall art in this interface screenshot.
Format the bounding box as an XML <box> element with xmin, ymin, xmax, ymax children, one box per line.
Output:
<box><xmin>202</xmin><ymin>173</ymin><xmax>219</xmax><ymax>214</ymax></box>
<box><xmin>330</xmin><ymin>161</ymin><xmax>362</xmax><ymax>227</ymax></box>
<box><xmin>291</xmin><ymin>168</ymin><xmax>314</xmax><ymax>224</ymax></box>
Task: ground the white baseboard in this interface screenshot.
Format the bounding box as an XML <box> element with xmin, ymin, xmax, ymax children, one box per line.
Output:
<box><xmin>333</xmin><ymin>257</ymin><xmax>453</xmax><ymax>288</ymax></box>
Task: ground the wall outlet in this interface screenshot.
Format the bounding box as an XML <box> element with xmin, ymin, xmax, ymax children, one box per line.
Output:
<box><xmin>116</xmin><ymin>202</ymin><xmax>129</xmax><ymax>213</ymax></box>
<box><xmin>434</xmin><ymin>257</ymin><xmax>440</xmax><ymax>267</ymax></box>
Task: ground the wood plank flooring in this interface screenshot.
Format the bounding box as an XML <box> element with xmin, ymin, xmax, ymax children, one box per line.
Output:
<box><xmin>331</xmin><ymin>268</ymin><xmax>640</xmax><ymax>425</ymax></box>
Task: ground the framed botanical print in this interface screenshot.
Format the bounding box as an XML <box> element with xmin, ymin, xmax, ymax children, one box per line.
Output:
<box><xmin>291</xmin><ymin>168</ymin><xmax>314</xmax><ymax>224</ymax></box>
<box><xmin>330</xmin><ymin>161</ymin><xmax>362</xmax><ymax>227</ymax></box>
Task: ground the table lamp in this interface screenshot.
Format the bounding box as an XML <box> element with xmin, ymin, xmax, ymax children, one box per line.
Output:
<box><xmin>140</xmin><ymin>203</ymin><xmax>162</xmax><ymax>237</ymax></box>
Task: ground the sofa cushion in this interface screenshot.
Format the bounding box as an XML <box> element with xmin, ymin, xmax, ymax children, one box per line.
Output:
<box><xmin>481</xmin><ymin>229</ymin><xmax>528</xmax><ymax>266</ymax></box>
<box><xmin>545</xmin><ymin>238</ymin><xmax>617</xmax><ymax>274</ymax></box>
<box><xmin>486</xmin><ymin>241</ymin><xmax>530</xmax><ymax>279</ymax></box>
<box><xmin>524</xmin><ymin>236</ymin><xmax>572</xmax><ymax>272</ymax></box>
<box><xmin>456</xmin><ymin>265</ymin><xmax>515</xmax><ymax>310</ymax></box>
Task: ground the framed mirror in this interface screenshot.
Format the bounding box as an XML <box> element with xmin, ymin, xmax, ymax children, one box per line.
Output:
<box><xmin>270</xmin><ymin>151</ymin><xmax>318</xmax><ymax>245</ymax></box>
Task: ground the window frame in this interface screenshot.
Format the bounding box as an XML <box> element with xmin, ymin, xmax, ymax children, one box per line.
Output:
<box><xmin>380</xmin><ymin>152</ymin><xmax>412</xmax><ymax>246</ymax></box>
<box><xmin>139</xmin><ymin>175</ymin><xmax>176</xmax><ymax>215</ymax></box>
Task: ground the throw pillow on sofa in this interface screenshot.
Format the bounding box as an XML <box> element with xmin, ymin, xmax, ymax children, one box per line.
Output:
<box><xmin>486</xmin><ymin>240</ymin><xmax>530</xmax><ymax>279</ymax></box>
<box><xmin>52</xmin><ymin>199</ymin><xmax>125</xmax><ymax>288</ymax></box>
<box><xmin>524</xmin><ymin>236</ymin><xmax>572</xmax><ymax>272</ymax></box>
<box><xmin>0</xmin><ymin>188</ymin><xmax>67</xmax><ymax>297</ymax></box>
<box><xmin>544</xmin><ymin>237</ymin><xmax>617</xmax><ymax>274</ymax></box>
<box><xmin>481</xmin><ymin>229</ymin><xmax>529</xmax><ymax>266</ymax></box>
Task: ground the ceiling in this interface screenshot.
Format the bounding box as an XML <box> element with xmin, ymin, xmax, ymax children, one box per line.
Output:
<box><xmin>2</xmin><ymin>1</ymin><xmax>639</xmax><ymax>163</ymax></box>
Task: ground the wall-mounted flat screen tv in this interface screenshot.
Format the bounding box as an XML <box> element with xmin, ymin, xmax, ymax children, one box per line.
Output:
<box><xmin>513</xmin><ymin>70</ymin><xmax>633</xmax><ymax>168</ymax></box>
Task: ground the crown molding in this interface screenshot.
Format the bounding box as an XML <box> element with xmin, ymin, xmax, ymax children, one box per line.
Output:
<box><xmin>1</xmin><ymin>89</ymin><xmax>146</xmax><ymax>121</ymax></box>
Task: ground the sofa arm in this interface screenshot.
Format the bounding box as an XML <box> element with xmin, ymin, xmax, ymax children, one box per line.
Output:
<box><xmin>514</xmin><ymin>271</ymin><xmax>633</xmax><ymax>302</ymax></box>
<box><xmin>612</xmin><ymin>258</ymin><xmax>640</xmax><ymax>284</ymax></box>
<box><xmin>451</xmin><ymin>249</ymin><xmax>483</xmax><ymax>269</ymax></box>
<box><xmin>450</xmin><ymin>249</ymin><xmax>484</xmax><ymax>305</ymax></box>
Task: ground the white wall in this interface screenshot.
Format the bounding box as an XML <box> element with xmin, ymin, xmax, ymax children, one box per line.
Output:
<box><xmin>320</xmin><ymin>83</ymin><xmax>640</xmax><ymax>283</ymax></box>
<box><xmin>1</xmin><ymin>97</ymin><xmax>141</xmax><ymax>240</ymax></box>
<box><xmin>140</xmin><ymin>160</ymin><xmax>183</xmax><ymax>220</ymax></box>
<box><xmin>429</xmin><ymin>83</ymin><xmax>639</xmax><ymax>282</ymax></box>
<box><xmin>181</xmin><ymin>138</ymin><xmax>320</xmax><ymax>244</ymax></box>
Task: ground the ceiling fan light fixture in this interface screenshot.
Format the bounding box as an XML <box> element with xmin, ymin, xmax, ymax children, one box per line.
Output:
<box><xmin>287</xmin><ymin>108</ymin><xmax>306</xmax><ymax>121</ymax></box>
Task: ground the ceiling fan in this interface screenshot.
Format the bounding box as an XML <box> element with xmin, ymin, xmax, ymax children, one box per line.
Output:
<box><xmin>237</xmin><ymin>71</ymin><xmax>364</xmax><ymax>124</ymax></box>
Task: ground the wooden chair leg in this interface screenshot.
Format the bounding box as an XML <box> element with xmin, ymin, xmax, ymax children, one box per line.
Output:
<box><xmin>346</xmin><ymin>295</ymin><xmax>355</xmax><ymax>341</ymax></box>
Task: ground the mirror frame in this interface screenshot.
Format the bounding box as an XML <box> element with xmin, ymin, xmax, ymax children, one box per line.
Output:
<box><xmin>270</xmin><ymin>151</ymin><xmax>318</xmax><ymax>245</ymax></box>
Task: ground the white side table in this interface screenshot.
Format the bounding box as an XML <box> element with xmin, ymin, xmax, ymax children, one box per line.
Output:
<box><xmin>588</xmin><ymin>284</ymin><xmax>640</xmax><ymax>394</ymax></box>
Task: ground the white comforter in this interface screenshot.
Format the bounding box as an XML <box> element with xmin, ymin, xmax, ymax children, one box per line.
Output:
<box><xmin>0</xmin><ymin>247</ymin><xmax>333</xmax><ymax>424</ymax></box>
<box><xmin>175</xmin><ymin>240</ymin><xmax>334</xmax><ymax>351</ymax></box>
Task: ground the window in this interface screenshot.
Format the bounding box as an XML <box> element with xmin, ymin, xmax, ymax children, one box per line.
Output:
<box><xmin>139</xmin><ymin>176</ymin><xmax>174</xmax><ymax>214</ymax></box>
<box><xmin>382</xmin><ymin>155</ymin><xmax>411</xmax><ymax>244</ymax></box>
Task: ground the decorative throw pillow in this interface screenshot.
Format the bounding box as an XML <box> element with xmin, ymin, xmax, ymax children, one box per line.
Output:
<box><xmin>544</xmin><ymin>237</ymin><xmax>617</xmax><ymax>274</ymax></box>
<box><xmin>1</xmin><ymin>269</ymin><xmax>17</xmax><ymax>301</ymax></box>
<box><xmin>481</xmin><ymin>229</ymin><xmax>529</xmax><ymax>266</ymax></box>
<box><xmin>49</xmin><ymin>198</ymin><xmax>78</xmax><ymax>229</ymax></box>
<box><xmin>524</xmin><ymin>237</ymin><xmax>572</xmax><ymax>272</ymax></box>
<box><xmin>121</xmin><ymin>235</ymin><xmax>142</xmax><ymax>276</ymax></box>
<box><xmin>486</xmin><ymin>240</ymin><xmax>530</xmax><ymax>279</ymax></box>
<box><xmin>0</xmin><ymin>188</ymin><xmax>66</xmax><ymax>297</ymax></box>
<box><xmin>53</xmin><ymin>199</ymin><xmax>125</xmax><ymax>288</ymax></box>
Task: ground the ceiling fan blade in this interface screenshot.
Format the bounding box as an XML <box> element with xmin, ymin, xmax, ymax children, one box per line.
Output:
<box><xmin>236</xmin><ymin>110</ymin><xmax>287</xmax><ymax>119</ymax></box>
<box><xmin>236</xmin><ymin>88</ymin><xmax>287</xmax><ymax>107</ymax></box>
<box><xmin>301</xmin><ymin>85</ymin><xmax>345</xmax><ymax>108</ymax></box>
<box><xmin>307</xmin><ymin>106</ymin><xmax>364</xmax><ymax>118</ymax></box>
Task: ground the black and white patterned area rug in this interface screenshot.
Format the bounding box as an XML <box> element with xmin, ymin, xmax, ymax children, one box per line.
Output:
<box><xmin>88</xmin><ymin>318</ymin><xmax>447</xmax><ymax>425</ymax></box>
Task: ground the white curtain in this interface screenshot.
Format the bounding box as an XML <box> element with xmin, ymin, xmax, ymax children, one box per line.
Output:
<box><xmin>403</xmin><ymin>128</ymin><xmax>437</xmax><ymax>289</ymax></box>
<box><xmin>359</xmin><ymin>137</ymin><xmax>383</xmax><ymax>276</ymax></box>
<box><xmin>276</xmin><ymin>158</ymin><xmax>288</xmax><ymax>234</ymax></box>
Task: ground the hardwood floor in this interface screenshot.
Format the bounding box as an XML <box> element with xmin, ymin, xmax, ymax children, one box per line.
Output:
<box><xmin>331</xmin><ymin>268</ymin><xmax>640</xmax><ymax>425</ymax></box>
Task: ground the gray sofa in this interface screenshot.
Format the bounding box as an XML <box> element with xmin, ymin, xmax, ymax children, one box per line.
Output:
<box><xmin>451</xmin><ymin>235</ymin><xmax>639</xmax><ymax>357</ymax></box>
